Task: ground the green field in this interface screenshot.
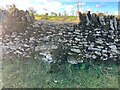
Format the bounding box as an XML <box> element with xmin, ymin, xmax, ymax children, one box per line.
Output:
<box><xmin>34</xmin><ymin>15</ymin><xmax>78</xmax><ymax>23</ymax></box>
<box><xmin>2</xmin><ymin>58</ymin><xmax>119</xmax><ymax>88</ymax></box>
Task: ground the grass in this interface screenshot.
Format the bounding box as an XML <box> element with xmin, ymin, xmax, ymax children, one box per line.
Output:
<box><xmin>34</xmin><ymin>15</ymin><xmax>79</xmax><ymax>23</ymax></box>
<box><xmin>2</xmin><ymin>57</ymin><xmax>119</xmax><ymax>88</ymax></box>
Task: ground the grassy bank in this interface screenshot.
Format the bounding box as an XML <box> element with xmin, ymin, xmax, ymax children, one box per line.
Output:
<box><xmin>2</xmin><ymin>58</ymin><xmax>119</xmax><ymax>88</ymax></box>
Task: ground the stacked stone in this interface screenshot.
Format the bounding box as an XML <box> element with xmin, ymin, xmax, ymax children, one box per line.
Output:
<box><xmin>50</xmin><ymin>12</ymin><xmax>120</xmax><ymax>64</ymax></box>
<box><xmin>2</xmin><ymin>10</ymin><xmax>120</xmax><ymax>64</ymax></box>
<box><xmin>76</xmin><ymin>11</ymin><xmax>120</xmax><ymax>62</ymax></box>
<box><xmin>2</xmin><ymin>21</ymin><xmax>76</xmax><ymax>61</ymax></box>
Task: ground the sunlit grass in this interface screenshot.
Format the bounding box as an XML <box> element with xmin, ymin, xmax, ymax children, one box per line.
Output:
<box><xmin>34</xmin><ymin>15</ymin><xmax>79</xmax><ymax>23</ymax></box>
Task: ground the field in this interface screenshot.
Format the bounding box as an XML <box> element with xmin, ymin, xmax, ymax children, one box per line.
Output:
<box><xmin>2</xmin><ymin>58</ymin><xmax>119</xmax><ymax>88</ymax></box>
<box><xmin>34</xmin><ymin>14</ymin><xmax>79</xmax><ymax>23</ymax></box>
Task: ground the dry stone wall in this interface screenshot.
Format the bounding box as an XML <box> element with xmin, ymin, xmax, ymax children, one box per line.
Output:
<box><xmin>1</xmin><ymin>11</ymin><xmax>120</xmax><ymax>64</ymax></box>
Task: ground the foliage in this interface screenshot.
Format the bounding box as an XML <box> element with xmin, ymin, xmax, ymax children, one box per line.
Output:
<box><xmin>2</xmin><ymin>5</ymin><xmax>35</xmax><ymax>34</ymax></box>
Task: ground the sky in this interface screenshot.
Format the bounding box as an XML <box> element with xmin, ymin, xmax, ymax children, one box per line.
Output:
<box><xmin>0</xmin><ymin>0</ymin><xmax>119</xmax><ymax>15</ymax></box>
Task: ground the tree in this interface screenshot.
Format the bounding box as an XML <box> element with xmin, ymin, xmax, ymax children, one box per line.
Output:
<box><xmin>58</xmin><ymin>13</ymin><xmax>61</xmax><ymax>16</ymax></box>
<box><xmin>51</xmin><ymin>12</ymin><xmax>54</xmax><ymax>16</ymax></box>
<box><xmin>50</xmin><ymin>12</ymin><xmax>57</xmax><ymax>16</ymax></box>
<box><xmin>45</xmin><ymin>13</ymin><xmax>48</xmax><ymax>16</ymax></box>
